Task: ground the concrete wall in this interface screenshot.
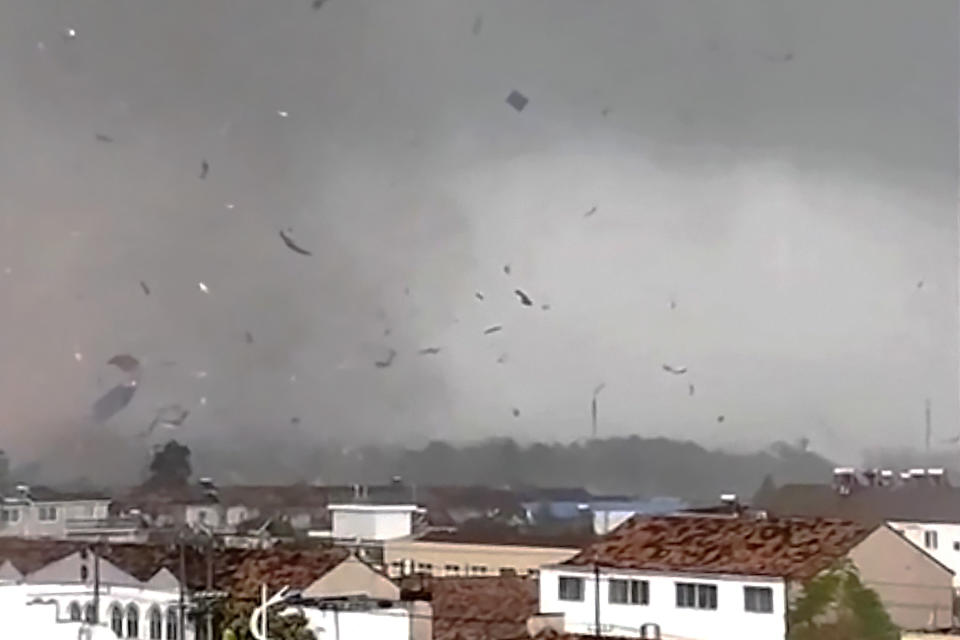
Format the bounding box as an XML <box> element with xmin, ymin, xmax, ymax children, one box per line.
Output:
<box><xmin>331</xmin><ymin>508</ymin><xmax>414</xmax><ymax>541</ymax></box>
<box><xmin>848</xmin><ymin>525</ymin><xmax>954</xmax><ymax>631</ymax></box>
<box><xmin>383</xmin><ymin>539</ymin><xmax>579</xmax><ymax>577</ymax></box>
<box><xmin>539</xmin><ymin>566</ymin><xmax>787</xmax><ymax>640</ymax></box>
<box><xmin>301</xmin><ymin>606</ymin><xmax>411</xmax><ymax>640</ymax></box>
<box><xmin>889</xmin><ymin>520</ymin><xmax>960</xmax><ymax>588</ymax></box>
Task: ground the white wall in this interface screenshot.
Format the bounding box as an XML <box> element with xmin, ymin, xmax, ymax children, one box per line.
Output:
<box><xmin>539</xmin><ymin>566</ymin><xmax>786</xmax><ymax>640</ymax></box>
<box><xmin>0</xmin><ymin>500</ymin><xmax>112</xmax><ymax>539</ymax></box>
<box><xmin>331</xmin><ymin>509</ymin><xmax>413</xmax><ymax>541</ymax></box>
<box><xmin>593</xmin><ymin>511</ymin><xmax>637</xmax><ymax>536</ymax></box>
<box><xmin>888</xmin><ymin>521</ymin><xmax>960</xmax><ymax>587</ymax></box>
<box><xmin>301</xmin><ymin>606</ymin><xmax>411</xmax><ymax>640</ymax></box>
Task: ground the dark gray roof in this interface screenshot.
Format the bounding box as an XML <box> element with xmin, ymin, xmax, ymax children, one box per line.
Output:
<box><xmin>753</xmin><ymin>483</ymin><xmax>960</xmax><ymax>524</ymax></box>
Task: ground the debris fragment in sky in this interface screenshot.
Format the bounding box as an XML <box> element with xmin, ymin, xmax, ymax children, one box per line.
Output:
<box><xmin>688</xmin><ymin>384</ymin><xmax>695</xmax><ymax>396</ymax></box>
<box><xmin>717</xmin><ymin>415</ymin><xmax>725</xmax><ymax>423</ymax></box>
<box><xmin>92</xmin><ymin>383</ymin><xmax>137</xmax><ymax>423</ymax></box>
<box><xmin>472</xmin><ymin>14</ymin><xmax>483</xmax><ymax>35</ymax></box>
<box><xmin>475</xmin><ymin>291</ymin><xmax>485</xmax><ymax>301</ymax></box>
<box><xmin>541</xmin><ymin>304</ymin><xmax>551</xmax><ymax>311</ymax></box>
<box><xmin>503</xmin><ymin>264</ymin><xmax>511</xmax><ymax>275</ymax></box>
<box><xmin>63</xmin><ymin>28</ymin><xmax>77</xmax><ymax>40</ymax></box>
<box><xmin>584</xmin><ymin>206</ymin><xmax>598</xmax><ymax>217</ymax></box>
<box><xmin>225</xmin><ymin>203</ymin><xmax>236</xmax><ymax>210</ymax></box>
<box><xmin>107</xmin><ymin>354</ymin><xmax>141</xmax><ymax>374</ymax></box>
<box><xmin>276</xmin><ymin>110</ymin><xmax>290</xmax><ymax>118</ymax></box>
<box><xmin>506</xmin><ymin>90</ymin><xmax>529</xmax><ymax>112</ymax></box>
<box><xmin>95</xmin><ymin>133</ymin><xmax>114</xmax><ymax>143</ymax></box>
<box><xmin>200</xmin><ymin>159</ymin><xmax>209</xmax><ymax>180</ymax></box>
<box><xmin>74</xmin><ymin>352</ymin><xmax>83</xmax><ymax>363</ymax></box>
<box><xmin>497</xmin><ymin>353</ymin><xmax>508</xmax><ymax>364</ymax></box>
<box><xmin>200</xmin><ymin>396</ymin><xmax>207</xmax><ymax>406</ymax></box>
<box><xmin>483</xmin><ymin>325</ymin><xmax>503</xmax><ymax>335</ymax></box>
<box><xmin>145</xmin><ymin>404</ymin><xmax>190</xmax><ymax>436</ymax></box>
<box><xmin>917</xmin><ymin>280</ymin><xmax>924</xmax><ymax>289</ymax></box>
<box><xmin>601</xmin><ymin>107</ymin><xmax>611</xmax><ymax>117</ymax></box>
<box><xmin>192</xmin><ymin>371</ymin><xmax>208</xmax><ymax>379</ymax></box>
<box><xmin>291</xmin><ymin>416</ymin><xmax>301</xmax><ymax>424</ymax></box>
<box><xmin>514</xmin><ymin>289</ymin><xmax>533</xmax><ymax>306</ymax></box>
<box><xmin>279</xmin><ymin>229</ymin><xmax>312</xmax><ymax>256</ymax></box>
<box><xmin>198</xmin><ymin>282</ymin><xmax>210</xmax><ymax>294</ymax></box>
<box><xmin>375</xmin><ymin>349</ymin><xmax>397</xmax><ymax>368</ymax></box>
<box><xmin>312</xmin><ymin>0</ymin><xmax>328</xmax><ymax>8</ymax></box>
<box><xmin>670</xmin><ymin>299</ymin><xmax>677</xmax><ymax>310</ymax></box>
<box><xmin>244</xmin><ymin>331</ymin><xmax>254</xmax><ymax>345</ymax></box>
<box><xmin>512</xmin><ymin>408</ymin><xmax>520</xmax><ymax>418</ymax></box>
<box><xmin>418</xmin><ymin>347</ymin><xmax>442</xmax><ymax>355</ymax></box>
<box><xmin>662</xmin><ymin>363</ymin><xmax>687</xmax><ymax>375</ymax></box>
<box><xmin>591</xmin><ymin>383</ymin><xmax>606</xmax><ymax>437</ymax></box>
<box><xmin>139</xmin><ymin>281</ymin><xmax>150</xmax><ymax>296</ymax></box>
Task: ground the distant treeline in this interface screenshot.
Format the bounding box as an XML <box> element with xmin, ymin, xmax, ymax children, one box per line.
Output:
<box><xmin>240</xmin><ymin>436</ymin><xmax>838</xmax><ymax>503</ymax></box>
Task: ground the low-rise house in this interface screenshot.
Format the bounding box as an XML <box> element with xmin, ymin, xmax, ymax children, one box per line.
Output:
<box><xmin>755</xmin><ymin>466</ymin><xmax>960</xmax><ymax>587</ymax></box>
<box><xmin>0</xmin><ymin>485</ymin><xmax>136</xmax><ymax>542</ymax></box>
<box><xmin>538</xmin><ymin>514</ymin><xmax>953</xmax><ymax>639</ymax></box>
<box><xmin>384</xmin><ymin>527</ymin><xmax>589</xmax><ymax>579</ymax></box>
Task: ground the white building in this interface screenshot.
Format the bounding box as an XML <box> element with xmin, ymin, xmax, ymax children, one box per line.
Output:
<box><xmin>0</xmin><ymin>485</ymin><xmax>135</xmax><ymax>541</ymax></box>
<box><xmin>887</xmin><ymin>520</ymin><xmax>960</xmax><ymax>587</ymax></box>
<box><xmin>0</xmin><ymin>550</ymin><xmax>191</xmax><ymax>640</ymax></box>
<box><xmin>538</xmin><ymin>514</ymin><xmax>954</xmax><ymax>639</ymax></box>
<box><xmin>328</xmin><ymin>504</ymin><xmax>425</xmax><ymax>542</ymax></box>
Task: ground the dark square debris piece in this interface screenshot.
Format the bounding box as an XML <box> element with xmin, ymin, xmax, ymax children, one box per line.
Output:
<box><xmin>506</xmin><ymin>90</ymin><xmax>529</xmax><ymax>112</ymax></box>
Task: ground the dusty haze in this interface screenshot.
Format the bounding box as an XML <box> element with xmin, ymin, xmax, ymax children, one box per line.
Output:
<box><xmin>0</xmin><ymin>0</ymin><xmax>956</xmax><ymax>483</ymax></box>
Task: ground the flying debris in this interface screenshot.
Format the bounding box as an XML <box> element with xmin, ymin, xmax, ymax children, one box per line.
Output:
<box><xmin>669</xmin><ymin>299</ymin><xmax>677</xmax><ymax>310</ymax></box>
<box><xmin>688</xmin><ymin>384</ymin><xmax>695</xmax><ymax>396</ymax></box>
<box><xmin>312</xmin><ymin>0</ymin><xmax>328</xmax><ymax>8</ymax></box>
<box><xmin>418</xmin><ymin>347</ymin><xmax>442</xmax><ymax>355</ymax></box>
<box><xmin>475</xmin><ymin>291</ymin><xmax>485</xmax><ymax>301</ymax></box>
<box><xmin>276</xmin><ymin>110</ymin><xmax>290</xmax><ymax>118</ymax></box>
<box><xmin>63</xmin><ymin>28</ymin><xmax>77</xmax><ymax>40</ymax></box>
<box><xmin>92</xmin><ymin>383</ymin><xmax>137</xmax><ymax>423</ymax></box>
<box><xmin>591</xmin><ymin>384</ymin><xmax>606</xmax><ymax>438</ymax></box>
<box><xmin>145</xmin><ymin>404</ymin><xmax>190</xmax><ymax>436</ymax></box>
<box><xmin>917</xmin><ymin>280</ymin><xmax>924</xmax><ymax>289</ymax></box>
<box><xmin>225</xmin><ymin>203</ymin><xmax>236</xmax><ymax>210</ymax></box>
<box><xmin>601</xmin><ymin>107</ymin><xmax>611</xmax><ymax>117</ymax></box>
<box><xmin>244</xmin><ymin>331</ymin><xmax>254</xmax><ymax>345</ymax></box>
<box><xmin>198</xmin><ymin>282</ymin><xmax>210</xmax><ymax>294</ymax></box>
<box><xmin>94</xmin><ymin>133</ymin><xmax>114</xmax><ymax>143</ymax></box>
<box><xmin>514</xmin><ymin>289</ymin><xmax>533</xmax><ymax>306</ymax></box>
<box><xmin>584</xmin><ymin>206</ymin><xmax>598</xmax><ymax>217</ymax></box>
<box><xmin>200</xmin><ymin>159</ymin><xmax>209</xmax><ymax>180</ymax></box>
<box><xmin>662</xmin><ymin>364</ymin><xmax>687</xmax><ymax>375</ymax></box>
<box><xmin>506</xmin><ymin>90</ymin><xmax>529</xmax><ymax>112</ymax></box>
<box><xmin>541</xmin><ymin>304</ymin><xmax>551</xmax><ymax>311</ymax></box>
<box><xmin>503</xmin><ymin>264</ymin><xmax>511</xmax><ymax>275</ymax></box>
<box><xmin>512</xmin><ymin>408</ymin><xmax>520</xmax><ymax>418</ymax></box>
<box><xmin>279</xmin><ymin>229</ymin><xmax>312</xmax><ymax>256</ymax></box>
<box><xmin>717</xmin><ymin>415</ymin><xmax>725</xmax><ymax>423</ymax></box>
<box><xmin>108</xmin><ymin>354</ymin><xmax>141</xmax><ymax>374</ymax></box>
<box><xmin>375</xmin><ymin>349</ymin><xmax>397</xmax><ymax>369</ymax></box>
<box><xmin>472</xmin><ymin>14</ymin><xmax>483</xmax><ymax>35</ymax></box>
<box><xmin>139</xmin><ymin>281</ymin><xmax>151</xmax><ymax>296</ymax></box>
<box><xmin>192</xmin><ymin>371</ymin><xmax>208</xmax><ymax>379</ymax></box>
<box><xmin>496</xmin><ymin>353</ymin><xmax>508</xmax><ymax>364</ymax></box>
<box><xmin>200</xmin><ymin>396</ymin><xmax>207</xmax><ymax>406</ymax></box>
<box><xmin>73</xmin><ymin>352</ymin><xmax>83</xmax><ymax>363</ymax></box>
<box><xmin>291</xmin><ymin>416</ymin><xmax>301</xmax><ymax>424</ymax></box>
<box><xmin>483</xmin><ymin>325</ymin><xmax>503</xmax><ymax>335</ymax></box>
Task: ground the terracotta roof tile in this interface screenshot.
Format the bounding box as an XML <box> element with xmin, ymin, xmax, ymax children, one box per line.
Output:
<box><xmin>426</xmin><ymin>576</ymin><xmax>538</xmax><ymax>640</ymax></box>
<box><xmin>562</xmin><ymin>515</ymin><xmax>872</xmax><ymax>580</ymax></box>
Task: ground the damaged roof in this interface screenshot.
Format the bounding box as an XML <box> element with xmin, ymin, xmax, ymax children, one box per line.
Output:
<box><xmin>561</xmin><ymin>514</ymin><xmax>873</xmax><ymax>580</ymax></box>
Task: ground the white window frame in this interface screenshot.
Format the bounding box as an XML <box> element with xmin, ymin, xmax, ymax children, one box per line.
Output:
<box><xmin>743</xmin><ymin>586</ymin><xmax>774</xmax><ymax>613</ymax></box>
<box><xmin>676</xmin><ymin>582</ymin><xmax>718</xmax><ymax>610</ymax></box>
<box><xmin>38</xmin><ymin>505</ymin><xmax>58</xmax><ymax>522</ymax></box>
<box><xmin>608</xmin><ymin>578</ymin><xmax>649</xmax><ymax>605</ymax></box>
<box><xmin>925</xmin><ymin>530</ymin><xmax>939</xmax><ymax>550</ymax></box>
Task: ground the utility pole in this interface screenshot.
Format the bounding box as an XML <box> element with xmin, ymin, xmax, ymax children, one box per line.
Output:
<box><xmin>178</xmin><ymin>536</ymin><xmax>187</xmax><ymax>640</ymax></box>
<box><xmin>206</xmin><ymin>536</ymin><xmax>214</xmax><ymax>640</ymax></box>
<box><xmin>92</xmin><ymin>545</ymin><xmax>100</xmax><ymax>624</ymax></box>
<box><xmin>925</xmin><ymin>398</ymin><xmax>932</xmax><ymax>455</ymax></box>
<box><xmin>593</xmin><ymin>563</ymin><xmax>601</xmax><ymax>638</ymax></box>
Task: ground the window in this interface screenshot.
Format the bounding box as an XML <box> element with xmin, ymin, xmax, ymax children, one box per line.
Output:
<box><xmin>444</xmin><ymin>564</ymin><xmax>461</xmax><ymax>575</ymax></box>
<box><xmin>84</xmin><ymin>602</ymin><xmax>97</xmax><ymax>623</ymax></box>
<box><xmin>166</xmin><ymin>608</ymin><xmax>180</xmax><ymax>640</ymax></box>
<box><xmin>110</xmin><ymin>604</ymin><xmax>124</xmax><ymax>637</ymax></box>
<box><xmin>676</xmin><ymin>582</ymin><xmax>718</xmax><ymax>610</ymax></box>
<box><xmin>559</xmin><ymin>576</ymin><xmax>585</xmax><ymax>602</ymax></box>
<box><xmin>924</xmin><ymin>530</ymin><xmax>938</xmax><ymax>549</ymax></box>
<box><xmin>744</xmin><ymin>586</ymin><xmax>774</xmax><ymax>613</ymax></box>
<box><xmin>125</xmin><ymin>604</ymin><xmax>139</xmax><ymax>638</ymax></box>
<box><xmin>38</xmin><ymin>506</ymin><xmax>58</xmax><ymax>522</ymax></box>
<box><xmin>954</xmin><ymin>541</ymin><xmax>959</xmax><ymax>551</ymax></box>
<box><xmin>416</xmin><ymin>562</ymin><xmax>433</xmax><ymax>574</ymax></box>
<box><xmin>148</xmin><ymin>606</ymin><xmax>162</xmax><ymax>640</ymax></box>
<box><xmin>470</xmin><ymin>565</ymin><xmax>488</xmax><ymax>575</ymax></box>
<box><xmin>609</xmin><ymin>578</ymin><xmax>649</xmax><ymax>605</ymax></box>
<box><xmin>1</xmin><ymin>508</ymin><xmax>20</xmax><ymax>523</ymax></box>
<box><xmin>68</xmin><ymin>602</ymin><xmax>82</xmax><ymax>621</ymax></box>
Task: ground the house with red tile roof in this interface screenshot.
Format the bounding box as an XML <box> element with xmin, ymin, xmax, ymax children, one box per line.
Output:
<box><xmin>537</xmin><ymin>514</ymin><xmax>954</xmax><ymax>639</ymax></box>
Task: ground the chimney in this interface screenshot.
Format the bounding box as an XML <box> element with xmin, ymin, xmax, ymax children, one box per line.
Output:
<box><xmin>198</xmin><ymin>477</ymin><xmax>216</xmax><ymax>489</ymax></box>
<box><xmin>833</xmin><ymin>467</ymin><xmax>856</xmax><ymax>495</ymax></box>
<box><xmin>928</xmin><ymin>468</ymin><xmax>946</xmax><ymax>486</ymax></box>
<box><xmin>719</xmin><ymin>493</ymin><xmax>741</xmax><ymax>514</ymax></box>
<box><xmin>909</xmin><ymin>468</ymin><xmax>926</xmax><ymax>484</ymax></box>
<box><xmin>879</xmin><ymin>470</ymin><xmax>895</xmax><ymax>487</ymax></box>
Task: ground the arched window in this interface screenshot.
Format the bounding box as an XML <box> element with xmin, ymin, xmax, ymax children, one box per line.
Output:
<box><xmin>110</xmin><ymin>604</ymin><xmax>124</xmax><ymax>638</ymax></box>
<box><xmin>68</xmin><ymin>601</ymin><xmax>82</xmax><ymax>621</ymax></box>
<box><xmin>147</xmin><ymin>606</ymin><xmax>162</xmax><ymax>640</ymax></box>
<box><xmin>166</xmin><ymin>608</ymin><xmax>179</xmax><ymax>640</ymax></box>
<box><xmin>125</xmin><ymin>604</ymin><xmax>139</xmax><ymax>638</ymax></box>
<box><xmin>84</xmin><ymin>602</ymin><xmax>96</xmax><ymax>623</ymax></box>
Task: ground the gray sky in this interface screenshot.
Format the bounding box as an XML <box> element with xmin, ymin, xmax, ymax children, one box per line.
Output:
<box><xmin>0</xmin><ymin>0</ymin><xmax>956</xmax><ymax>477</ymax></box>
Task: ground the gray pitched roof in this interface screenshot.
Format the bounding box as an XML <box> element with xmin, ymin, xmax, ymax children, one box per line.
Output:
<box><xmin>25</xmin><ymin>552</ymin><xmax>141</xmax><ymax>587</ymax></box>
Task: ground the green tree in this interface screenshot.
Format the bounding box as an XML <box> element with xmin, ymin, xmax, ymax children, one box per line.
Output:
<box><xmin>212</xmin><ymin>597</ymin><xmax>314</xmax><ymax>640</ymax></box>
<box><xmin>789</xmin><ymin>560</ymin><xmax>899</xmax><ymax>640</ymax></box>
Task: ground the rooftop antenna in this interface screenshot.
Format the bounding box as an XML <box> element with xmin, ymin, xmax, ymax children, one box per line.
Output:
<box><xmin>591</xmin><ymin>383</ymin><xmax>606</xmax><ymax>439</ymax></box>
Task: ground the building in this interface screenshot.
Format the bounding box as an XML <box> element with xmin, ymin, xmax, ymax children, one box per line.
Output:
<box><xmin>327</xmin><ymin>504</ymin><xmax>425</xmax><ymax>542</ymax></box>
<box><xmin>754</xmin><ymin>466</ymin><xmax>960</xmax><ymax>587</ymax></box>
<box><xmin>538</xmin><ymin>514</ymin><xmax>954</xmax><ymax>639</ymax></box>
<box><xmin>384</xmin><ymin>527</ymin><xmax>588</xmax><ymax>579</ymax></box>
<box><xmin>0</xmin><ymin>485</ymin><xmax>123</xmax><ymax>541</ymax></box>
